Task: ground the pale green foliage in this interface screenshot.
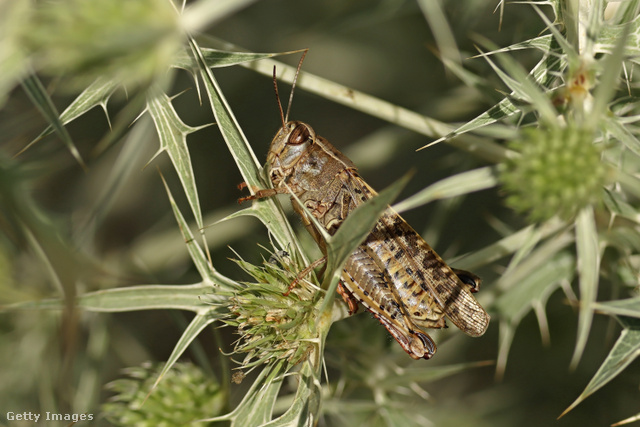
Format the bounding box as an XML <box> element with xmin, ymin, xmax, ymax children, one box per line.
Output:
<box><xmin>102</xmin><ymin>362</ymin><xmax>225</xmax><ymax>426</ymax></box>
<box><xmin>446</xmin><ymin>0</ymin><xmax>640</xmax><ymax>422</ymax></box>
<box><xmin>3</xmin><ymin>1</ymin><xmax>640</xmax><ymax>426</ymax></box>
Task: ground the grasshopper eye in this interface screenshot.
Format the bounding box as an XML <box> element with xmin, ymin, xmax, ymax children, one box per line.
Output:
<box><xmin>288</xmin><ymin>124</ymin><xmax>310</xmax><ymax>145</ymax></box>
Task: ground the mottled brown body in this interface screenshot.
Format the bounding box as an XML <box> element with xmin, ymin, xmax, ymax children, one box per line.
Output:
<box><xmin>242</xmin><ymin>121</ymin><xmax>490</xmax><ymax>359</ymax></box>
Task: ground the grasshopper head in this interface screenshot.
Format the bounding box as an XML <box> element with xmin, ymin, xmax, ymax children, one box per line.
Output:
<box><xmin>266</xmin><ymin>121</ymin><xmax>315</xmax><ymax>187</ymax></box>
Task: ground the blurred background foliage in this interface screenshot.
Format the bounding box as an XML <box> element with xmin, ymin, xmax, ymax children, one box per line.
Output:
<box><xmin>1</xmin><ymin>0</ymin><xmax>640</xmax><ymax>426</ymax></box>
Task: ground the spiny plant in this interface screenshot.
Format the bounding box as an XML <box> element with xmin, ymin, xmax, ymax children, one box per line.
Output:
<box><xmin>102</xmin><ymin>361</ymin><xmax>225</xmax><ymax>426</ymax></box>
<box><xmin>2</xmin><ymin>0</ymin><xmax>640</xmax><ymax>426</ymax></box>
<box><xmin>433</xmin><ymin>1</ymin><xmax>640</xmax><ymax>423</ymax></box>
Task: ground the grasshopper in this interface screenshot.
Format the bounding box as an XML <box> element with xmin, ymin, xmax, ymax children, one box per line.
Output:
<box><xmin>239</xmin><ymin>56</ymin><xmax>489</xmax><ymax>359</ymax></box>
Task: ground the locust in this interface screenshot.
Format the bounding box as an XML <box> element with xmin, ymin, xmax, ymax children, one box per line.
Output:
<box><xmin>239</xmin><ymin>57</ymin><xmax>489</xmax><ymax>360</ymax></box>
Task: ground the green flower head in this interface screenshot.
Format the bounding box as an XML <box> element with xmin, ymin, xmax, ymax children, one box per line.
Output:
<box><xmin>500</xmin><ymin>125</ymin><xmax>607</xmax><ymax>222</ymax></box>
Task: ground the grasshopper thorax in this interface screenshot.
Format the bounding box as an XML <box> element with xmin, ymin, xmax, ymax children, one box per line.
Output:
<box><xmin>266</xmin><ymin>121</ymin><xmax>316</xmax><ymax>187</ymax></box>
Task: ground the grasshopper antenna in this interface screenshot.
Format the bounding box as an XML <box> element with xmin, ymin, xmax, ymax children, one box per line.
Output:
<box><xmin>272</xmin><ymin>66</ymin><xmax>286</xmax><ymax>129</ymax></box>
<box><xmin>283</xmin><ymin>49</ymin><xmax>308</xmax><ymax>124</ymax></box>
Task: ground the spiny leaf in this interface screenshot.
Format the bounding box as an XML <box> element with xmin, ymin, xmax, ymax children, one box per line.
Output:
<box><xmin>451</xmin><ymin>218</ymin><xmax>566</xmax><ymax>271</ymax></box>
<box><xmin>478</xmin><ymin>34</ymin><xmax>554</xmax><ymax>55</ymax></box>
<box><xmin>150</xmin><ymin>313</ymin><xmax>218</xmax><ymax>394</ymax></box>
<box><xmin>417</xmin><ymin>0</ymin><xmax>460</xmax><ymax>66</ymax></box>
<box><xmin>495</xmin><ymin>229</ymin><xmax>575</xmax><ymax>294</ymax></box>
<box><xmin>571</xmin><ymin>206</ymin><xmax>601</xmax><ymax>369</ymax></box>
<box><xmin>20</xmin><ymin>77</ymin><xmax>118</xmax><ymax>157</ymax></box>
<box><xmin>560</xmin><ymin>317</ymin><xmax>640</xmax><ymax>418</ymax></box>
<box><xmin>495</xmin><ymin>251</ymin><xmax>575</xmax><ymax>377</ymax></box>
<box><xmin>160</xmin><ymin>171</ymin><xmax>239</xmax><ymax>290</ymax></box>
<box><xmin>613</xmin><ymin>412</ymin><xmax>640</xmax><ymax>427</ymax></box>
<box><xmin>147</xmin><ymin>88</ymin><xmax>209</xmax><ymax>230</ymax></box>
<box><xmin>263</xmin><ymin>361</ymin><xmax>322</xmax><ymax>427</ymax></box>
<box><xmin>393</xmin><ymin>166</ymin><xmax>498</xmax><ymax>214</ymax></box>
<box><xmin>603</xmin><ymin>188</ymin><xmax>640</xmax><ymax>223</ymax></box>
<box><xmin>530</xmin><ymin>4</ymin><xmax>577</xmax><ymax>61</ymax></box>
<box><xmin>0</xmin><ymin>283</ymin><xmax>213</xmax><ymax>313</ymax></box>
<box><xmin>605</xmin><ymin>116</ymin><xmax>640</xmax><ymax>158</ymax></box>
<box><xmin>595</xmin><ymin>13</ymin><xmax>640</xmax><ymax>60</ymax></box>
<box><xmin>593</xmin><ymin>298</ymin><xmax>640</xmax><ymax>319</ymax></box>
<box><xmin>172</xmin><ymin>48</ymin><xmax>284</xmax><ymax>70</ymax></box>
<box><xmin>188</xmin><ymin>38</ymin><xmax>303</xmax><ymax>257</ymax></box>
<box><xmin>421</xmin><ymin>39</ymin><xmax>563</xmax><ymax>149</ymax></box>
<box><xmin>20</xmin><ymin>73</ymin><xmax>86</xmax><ymax>168</ymax></box>
<box><xmin>207</xmin><ymin>361</ymin><xmax>286</xmax><ymax>426</ymax></box>
<box><xmin>378</xmin><ymin>360</ymin><xmax>494</xmax><ymax>388</ymax></box>
<box><xmin>589</xmin><ymin>19</ymin><xmax>630</xmax><ymax>126</ymax></box>
<box><xmin>474</xmin><ymin>40</ymin><xmax>558</xmax><ymax>126</ymax></box>
<box><xmin>495</xmin><ymin>252</ymin><xmax>575</xmax><ymax>320</ymax></box>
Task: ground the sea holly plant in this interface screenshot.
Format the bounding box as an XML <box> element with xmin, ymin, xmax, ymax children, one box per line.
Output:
<box><xmin>2</xmin><ymin>0</ymin><xmax>640</xmax><ymax>426</ymax></box>
<box><xmin>446</xmin><ymin>1</ymin><xmax>640</xmax><ymax>423</ymax></box>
